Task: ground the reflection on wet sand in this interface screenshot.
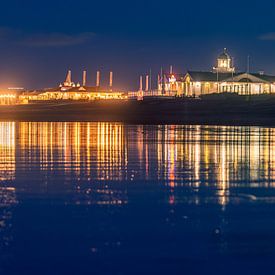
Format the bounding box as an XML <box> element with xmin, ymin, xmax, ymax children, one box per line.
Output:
<box><xmin>17</xmin><ymin>122</ymin><xmax>127</xmax><ymax>181</ymax></box>
<box><xmin>0</xmin><ymin>122</ymin><xmax>275</xmax><ymax>206</ymax></box>
<box><xmin>0</xmin><ymin>124</ymin><xmax>18</xmax><ymax>266</ymax></box>
<box><xmin>0</xmin><ymin>122</ymin><xmax>275</xmax><ymax>274</ymax></box>
<box><xmin>0</xmin><ymin>186</ymin><xmax>17</xmax><ymax>267</ymax></box>
<box><xmin>0</xmin><ymin>122</ymin><xmax>15</xmax><ymax>181</ymax></box>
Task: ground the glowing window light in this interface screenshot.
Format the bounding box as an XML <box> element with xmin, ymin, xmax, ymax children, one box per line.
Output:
<box><xmin>195</xmin><ymin>82</ymin><xmax>201</xmax><ymax>88</ymax></box>
<box><xmin>169</xmin><ymin>75</ymin><xmax>177</xmax><ymax>83</ymax></box>
<box><xmin>0</xmin><ymin>94</ymin><xmax>16</xmax><ymax>98</ymax></box>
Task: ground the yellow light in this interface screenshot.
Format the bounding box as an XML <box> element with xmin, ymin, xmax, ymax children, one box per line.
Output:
<box><xmin>195</xmin><ymin>82</ymin><xmax>201</xmax><ymax>87</ymax></box>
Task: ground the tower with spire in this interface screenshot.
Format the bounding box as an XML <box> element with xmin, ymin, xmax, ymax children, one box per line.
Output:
<box><xmin>213</xmin><ymin>48</ymin><xmax>235</xmax><ymax>73</ymax></box>
<box><xmin>63</xmin><ymin>70</ymin><xmax>75</xmax><ymax>87</ymax></box>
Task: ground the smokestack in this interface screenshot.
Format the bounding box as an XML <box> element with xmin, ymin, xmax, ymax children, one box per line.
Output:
<box><xmin>145</xmin><ymin>75</ymin><xmax>149</xmax><ymax>91</ymax></box>
<box><xmin>96</xmin><ymin>71</ymin><xmax>100</xmax><ymax>87</ymax></box>
<box><xmin>139</xmin><ymin>75</ymin><xmax>143</xmax><ymax>91</ymax></box>
<box><xmin>82</xmin><ymin>70</ymin><xmax>87</xmax><ymax>87</ymax></box>
<box><xmin>158</xmin><ymin>74</ymin><xmax>161</xmax><ymax>91</ymax></box>
<box><xmin>109</xmin><ymin>71</ymin><xmax>113</xmax><ymax>90</ymax></box>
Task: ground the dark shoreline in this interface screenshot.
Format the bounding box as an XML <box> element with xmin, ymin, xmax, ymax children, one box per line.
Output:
<box><xmin>2</xmin><ymin>96</ymin><xmax>275</xmax><ymax>126</ymax></box>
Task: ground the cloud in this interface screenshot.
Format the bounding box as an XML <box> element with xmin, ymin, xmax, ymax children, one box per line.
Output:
<box><xmin>21</xmin><ymin>32</ymin><xmax>95</xmax><ymax>47</ymax></box>
<box><xmin>0</xmin><ymin>27</ymin><xmax>95</xmax><ymax>47</ymax></box>
<box><xmin>259</xmin><ymin>32</ymin><xmax>275</xmax><ymax>41</ymax></box>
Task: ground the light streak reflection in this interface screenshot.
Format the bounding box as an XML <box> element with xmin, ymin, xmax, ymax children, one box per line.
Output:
<box><xmin>0</xmin><ymin>123</ymin><xmax>274</xmax><ymax>206</ymax></box>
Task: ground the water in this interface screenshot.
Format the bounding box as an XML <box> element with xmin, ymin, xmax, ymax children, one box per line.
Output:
<box><xmin>0</xmin><ymin>122</ymin><xmax>275</xmax><ymax>274</ymax></box>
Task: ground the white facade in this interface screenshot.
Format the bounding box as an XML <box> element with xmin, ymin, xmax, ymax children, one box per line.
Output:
<box><xmin>158</xmin><ymin>49</ymin><xmax>275</xmax><ymax>97</ymax></box>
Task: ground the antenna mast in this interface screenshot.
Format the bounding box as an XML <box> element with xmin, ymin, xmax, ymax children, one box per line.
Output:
<box><xmin>247</xmin><ymin>55</ymin><xmax>250</xmax><ymax>73</ymax></box>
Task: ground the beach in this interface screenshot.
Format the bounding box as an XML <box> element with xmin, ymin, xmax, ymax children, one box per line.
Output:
<box><xmin>1</xmin><ymin>95</ymin><xmax>275</xmax><ymax>125</ymax></box>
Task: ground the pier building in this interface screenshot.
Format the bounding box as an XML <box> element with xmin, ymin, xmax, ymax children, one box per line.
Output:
<box><xmin>20</xmin><ymin>70</ymin><xmax>127</xmax><ymax>103</ymax></box>
<box><xmin>159</xmin><ymin>49</ymin><xmax>275</xmax><ymax>97</ymax></box>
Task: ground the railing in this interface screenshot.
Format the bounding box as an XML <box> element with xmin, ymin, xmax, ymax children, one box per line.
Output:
<box><xmin>128</xmin><ymin>90</ymin><xmax>177</xmax><ymax>99</ymax></box>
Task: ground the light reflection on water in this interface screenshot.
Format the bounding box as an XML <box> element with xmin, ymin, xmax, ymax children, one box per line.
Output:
<box><xmin>0</xmin><ymin>122</ymin><xmax>275</xmax><ymax>273</ymax></box>
<box><xmin>0</xmin><ymin>122</ymin><xmax>275</xmax><ymax>204</ymax></box>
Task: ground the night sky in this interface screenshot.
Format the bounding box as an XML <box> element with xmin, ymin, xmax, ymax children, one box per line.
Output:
<box><xmin>1</xmin><ymin>0</ymin><xmax>275</xmax><ymax>90</ymax></box>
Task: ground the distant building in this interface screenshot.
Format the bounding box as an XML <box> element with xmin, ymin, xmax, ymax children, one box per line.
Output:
<box><xmin>159</xmin><ymin>49</ymin><xmax>275</xmax><ymax>97</ymax></box>
<box><xmin>0</xmin><ymin>88</ymin><xmax>25</xmax><ymax>105</ymax></box>
<box><xmin>20</xmin><ymin>70</ymin><xmax>127</xmax><ymax>102</ymax></box>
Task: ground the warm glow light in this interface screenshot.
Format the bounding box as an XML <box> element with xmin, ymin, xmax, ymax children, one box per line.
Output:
<box><xmin>0</xmin><ymin>123</ymin><xmax>274</xmax><ymax>206</ymax></box>
<box><xmin>195</xmin><ymin>82</ymin><xmax>201</xmax><ymax>87</ymax></box>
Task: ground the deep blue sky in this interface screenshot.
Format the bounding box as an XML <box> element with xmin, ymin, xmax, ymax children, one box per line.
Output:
<box><xmin>1</xmin><ymin>0</ymin><xmax>275</xmax><ymax>90</ymax></box>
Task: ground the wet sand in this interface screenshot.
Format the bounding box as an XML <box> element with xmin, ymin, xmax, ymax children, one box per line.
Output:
<box><xmin>1</xmin><ymin>123</ymin><xmax>275</xmax><ymax>275</ymax></box>
<box><xmin>1</xmin><ymin>96</ymin><xmax>275</xmax><ymax>125</ymax></box>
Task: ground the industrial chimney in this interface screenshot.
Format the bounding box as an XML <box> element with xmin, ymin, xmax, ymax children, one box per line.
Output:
<box><xmin>82</xmin><ymin>70</ymin><xmax>87</xmax><ymax>87</ymax></box>
<box><xmin>109</xmin><ymin>71</ymin><xmax>113</xmax><ymax>90</ymax></box>
<box><xmin>139</xmin><ymin>75</ymin><xmax>143</xmax><ymax>91</ymax></box>
<box><xmin>96</xmin><ymin>71</ymin><xmax>100</xmax><ymax>87</ymax></box>
<box><xmin>145</xmin><ymin>75</ymin><xmax>149</xmax><ymax>92</ymax></box>
<box><xmin>157</xmin><ymin>74</ymin><xmax>160</xmax><ymax>92</ymax></box>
